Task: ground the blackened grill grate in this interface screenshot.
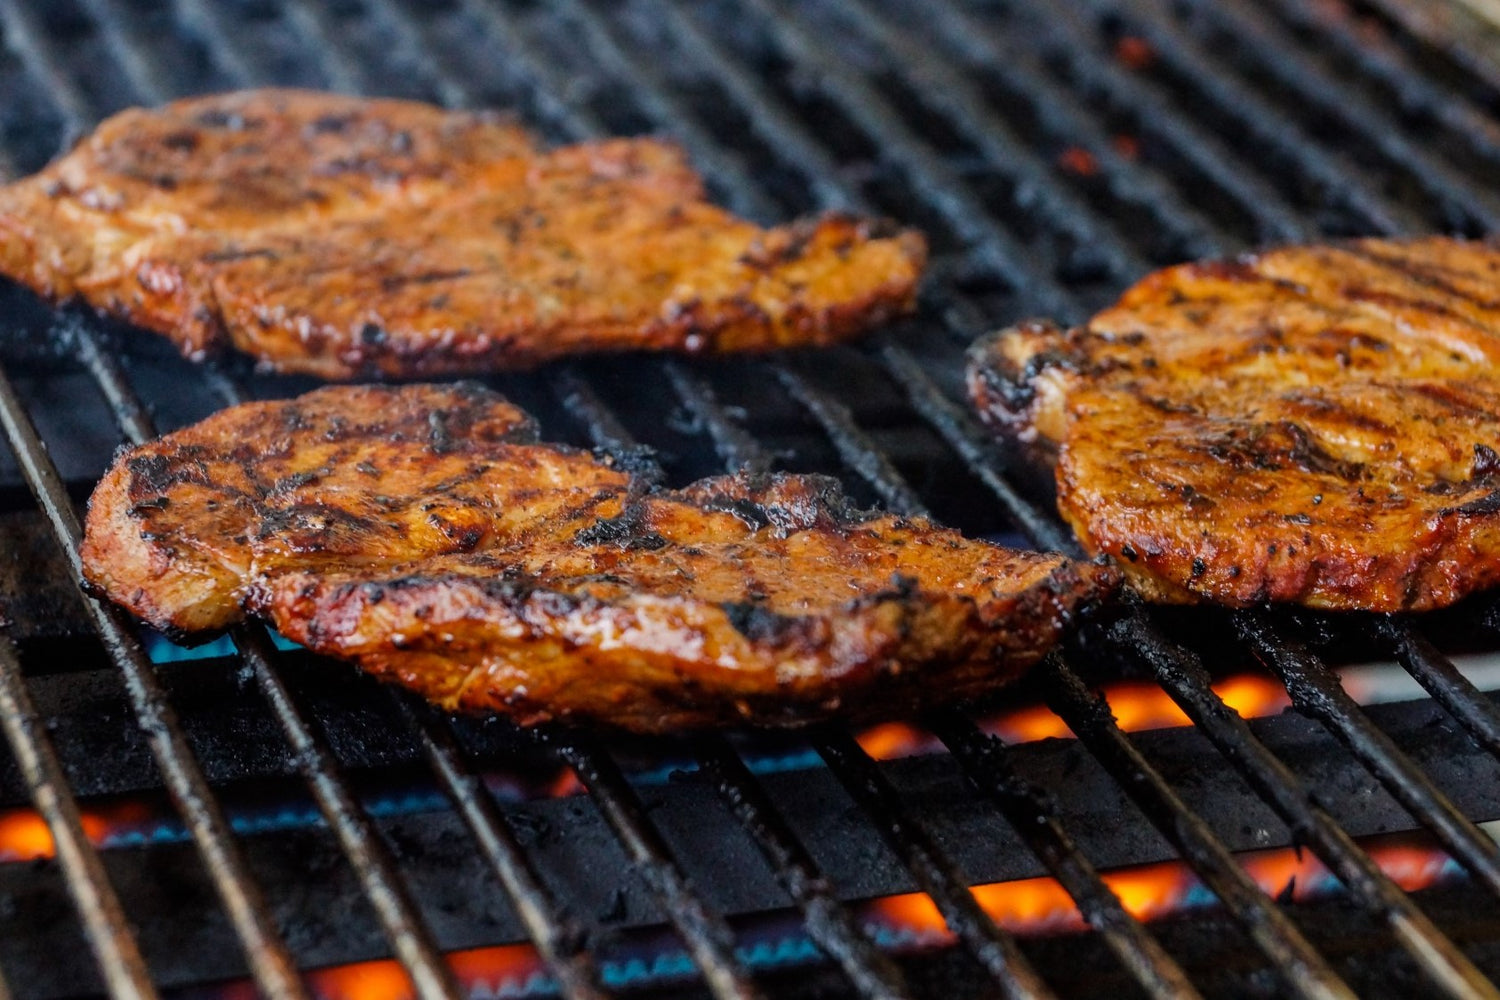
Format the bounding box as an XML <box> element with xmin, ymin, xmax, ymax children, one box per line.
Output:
<box><xmin>0</xmin><ymin>0</ymin><xmax>1498</xmax><ymax>998</ymax></box>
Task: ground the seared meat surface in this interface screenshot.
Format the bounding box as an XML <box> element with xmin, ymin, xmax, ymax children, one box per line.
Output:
<box><xmin>82</xmin><ymin>384</ymin><xmax>1117</xmax><ymax>731</ymax></box>
<box><xmin>0</xmin><ymin>89</ymin><xmax>925</xmax><ymax>378</ymax></box>
<box><xmin>969</xmin><ymin>236</ymin><xmax>1500</xmax><ymax>611</ymax></box>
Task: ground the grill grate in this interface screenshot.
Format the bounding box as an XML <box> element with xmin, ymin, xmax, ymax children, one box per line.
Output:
<box><xmin>0</xmin><ymin>0</ymin><xmax>1498</xmax><ymax>998</ymax></box>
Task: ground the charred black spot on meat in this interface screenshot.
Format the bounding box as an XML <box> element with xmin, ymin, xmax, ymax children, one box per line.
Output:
<box><xmin>1442</xmin><ymin>490</ymin><xmax>1500</xmax><ymax>518</ymax></box>
<box><xmin>700</xmin><ymin>495</ymin><xmax>772</xmax><ymax>531</ymax></box>
<box><xmin>1474</xmin><ymin>444</ymin><xmax>1500</xmax><ymax>480</ymax></box>
<box><xmin>255</xmin><ymin>502</ymin><xmax>377</xmax><ymax>552</ymax></box>
<box><xmin>128</xmin><ymin>453</ymin><xmax>196</xmax><ymax>493</ymax></box>
<box><xmin>721</xmin><ymin>601</ymin><xmax>801</xmax><ymax>643</ymax></box>
<box><xmin>573</xmin><ymin>507</ymin><xmax>668</xmax><ymax>551</ymax></box>
<box><xmin>129</xmin><ymin>496</ymin><xmax>171</xmax><ymax>516</ymax></box>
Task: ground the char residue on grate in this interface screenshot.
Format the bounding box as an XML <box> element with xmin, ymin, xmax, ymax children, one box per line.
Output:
<box><xmin>1</xmin><ymin>1</ymin><xmax>1500</xmax><ymax>999</ymax></box>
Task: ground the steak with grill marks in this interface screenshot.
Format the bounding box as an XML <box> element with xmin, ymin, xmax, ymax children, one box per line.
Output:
<box><xmin>80</xmin><ymin>384</ymin><xmax>1118</xmax><ymax>731</ymax></box>
<box><xmin>968</xmin><ymin>235</ymin><xmax>1500</xmax><ymax>611</ymax></box>
<box><xmin>0</xmin><ymin>89</ymin><xmax>925</xmax><ymax>378</ymax></box>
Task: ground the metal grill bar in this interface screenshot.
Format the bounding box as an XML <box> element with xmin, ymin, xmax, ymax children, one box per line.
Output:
<box><xmin>849</xmin><ymin>0</ymin><xmax>1220</xmax><ymax>257</ymax></box>
<box><xmin>771</xmin><ymin>364</ymin><xmax>929</xmax><ymax>516</ymax></box>
<box><xmin>1163</xmin><ymin>0</ymin><xmax>1500</xmax><ymax>230</ymax></box>
<box><xmin>1380</xmin><ymin>619</ymin><xmax>1500</xmax><ymax>763</ymax></box>
<box><xmin>902</xmin><ymin>0</ymin><xmax>1309</xmax><ymax>245</ymax></box>
<box><xmin>1108</xmin><ymin>608</ymin><xmax>1500</xmax><ymax>1000</ymax></box>
<box><xmin>927</xmin><ymin>712</ymin><xmax>1201</xmax><ymax>999</ymax></box>
<box><xmin>388</xmin><ymin>695</ymin><xmax>610</xmax><ymax>1000</ymax></box>
<box><xmin>1236</xmin><ymin>613</ymin><xmax>1500</xmax><ymax>899</ymax></box>
<box><xmin>0</xmin><ymin>625</ymin><xmax>155</xmax><ymax>999</ymax></box>
<box><xmin>545</xmin><ymin>732</ymin><xmax>764</xmax><ymax>1000</ymax></box>
<box><xmin>811</xmin><ymin>730</ymin><xmax>1057</xmax><ymax>1000</ymax></box>
<box><xmin>1041</xmin><ymin>654</ymin><xmax>1355</xmax><ymax>1000</ymax></box>
<box><xmin>1257</xmin><ymin>0</ymin><xmax>1500</xmax><ymax>168</ymax></box>
<box><xmin>793</xmin><ymin>0</ymin><xmax>1161</xmax><ymax>274</ymax></box>
<box><xmin>232</xmin><ymin>627</ymin><xmax>465</xmax><ymax>1000</ymax></box>
<box><xmin>723</xmin><ymin>0</ymin><xmax>1082</xmax><ymax>317</ymax></box>
<box><xmin>0</xmin><ymin>2</ymin><xmax>96</xmax><ymax>141</ymax></box>
<box><xmin>1017</xmin><ymin>0</ymin><xmax>1416</xmax><ymax>235</ymax></box>
<box><xmin>694</xmin><ymin>738</ymin><xmax>913</xmax><ymax>999</ymax></box>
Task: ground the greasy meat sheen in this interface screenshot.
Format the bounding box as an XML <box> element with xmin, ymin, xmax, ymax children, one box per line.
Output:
<box><xmin>80</xmin><ymin>384</ymin><xmax>1117</xmax><ymax>732</ymax></box>
<box><xmin>0</xmin><ymin>89</ymin><xmax>925</xmax><ymax>378</ymax></box>
<box><xmin>968</xmin><ymin>236</ymin><xmax>1500</xmax><ymax>611</ymax></box>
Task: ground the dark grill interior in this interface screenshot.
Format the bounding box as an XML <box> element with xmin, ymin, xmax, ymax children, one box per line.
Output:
<box><xmin>3</xmin><ymin>0</ymin><xmax>1500</xmax><ymax>998</ymax></box>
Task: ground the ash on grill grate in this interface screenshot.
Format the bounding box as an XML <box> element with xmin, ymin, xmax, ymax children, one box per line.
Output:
<box><xmin>1</xmin><ymin>0</ymin><xmax>1500</xmax><ymax>998</ymax></box>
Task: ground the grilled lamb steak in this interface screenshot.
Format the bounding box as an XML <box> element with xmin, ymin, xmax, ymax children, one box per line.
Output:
<box><xmin>969</xmin><ymin>235</ymin><xmax>1500</xmax><ymax>611</ymax></box>
<box><xmin>0</xmin><ymin>89</ymin><xmax>925</xmax><ymax>378</ymax></box>
<box><xmin>81</xmin><ymin>384</ymin><xmax>1117</xmax><ymax>731</ymax></box>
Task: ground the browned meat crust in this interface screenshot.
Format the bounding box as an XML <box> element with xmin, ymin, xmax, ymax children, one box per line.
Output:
<box><xmin>969</xmin><ymin>235</ymin><xmax>1500</xmax><ymax>612</ymax></box>
<box><xmin>80</xmin><ymin>384</ymin><xmax>1117</xmax><ymax>731</ymax></box>
<box><xmin>0</xmin><ymin>89</ymin><xmax>925</xmax><ymax>378</ymax></box>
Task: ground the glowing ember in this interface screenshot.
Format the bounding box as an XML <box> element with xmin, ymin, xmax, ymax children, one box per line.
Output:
<box><xmin>1057</xmin><ymin>146</ymin><xmax>1099</xmax><ymax>177</ymax></box>
<box><xmin>1114</xmin><ymin>35</ymin><xmax>1157</xmax><ymax>70</ymax></box>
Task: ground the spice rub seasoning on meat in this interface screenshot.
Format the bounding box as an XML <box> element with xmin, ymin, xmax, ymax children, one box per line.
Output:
<box><xmin>969</xmin><ymin>235</ymin><xmax>1500</xmax><ymax>611</ymax></box>
<box><xmin>0</xmin><ymin>89</ymin><xmax>925</xmax><ymax>378</ymax></box>
<box><xmin>81</xmin><ymin>383</ymin><xmax>1117</xmax><ymax>732</ymax></box>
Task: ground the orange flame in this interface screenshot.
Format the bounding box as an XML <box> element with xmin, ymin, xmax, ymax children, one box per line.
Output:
<box><xmin>855</xmin><ymin>722</ymin><xmax>938</xmax><ymax>760</ymax></box>
<box><xmin>0</xmin><ymin>807</ymin><xmax>117</xmax><ymax>860</ymax></box>
<box><xmin>865</xmin><ymin>836</ymin><xmax>1455</xmax><ymax>945</ymax></box>
<box><xmin>305</xmin><ymin>943</ymin><xmax>542</xmax><ymax>1000</ymax></box>
<box><xmin>855</xmin><ymin>675</ymin><xmax>1293</xmax><ymax>760</ymax></box>
<box><xmin>307</xmin><ymin>959</ymin><xmax>413</xmax><ymax>1000</ymax></box>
